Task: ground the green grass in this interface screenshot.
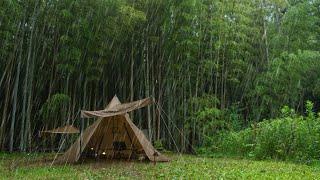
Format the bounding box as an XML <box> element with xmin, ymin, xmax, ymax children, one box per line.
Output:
<box><xmin>1</xmin><ymin>152</ymin><xmax>320</xmax><ymax>179</ymax></box>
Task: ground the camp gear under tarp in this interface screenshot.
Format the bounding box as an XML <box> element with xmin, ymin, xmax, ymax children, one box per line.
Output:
<box><xmin>41</xmin><ymin>125</ymin><xmax>79</xmax><ymax>134</ymax></box>
<box><xmin>57</xmin><ymin>95</ymin><xmax>169</xmax><ymax>163</ymax></box>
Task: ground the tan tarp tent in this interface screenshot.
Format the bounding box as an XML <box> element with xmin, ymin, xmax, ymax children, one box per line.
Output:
<box><xmin>58</xmin><ymin>95</ymin><xmax>169</xmax><ymax>163</ymax></box>
<box><xmin>41</xmin><ymin>125</ymin><xmax>79</xmax><ymax>135</ymax></box>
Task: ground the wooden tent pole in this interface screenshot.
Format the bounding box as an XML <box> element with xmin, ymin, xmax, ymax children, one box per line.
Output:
<box><xmin>80</xmin><ymin>117</ymin><xmax>83</xmax><ymax>158</ymax></box>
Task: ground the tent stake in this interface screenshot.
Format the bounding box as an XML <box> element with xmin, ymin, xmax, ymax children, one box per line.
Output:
<box><xmin>153</xmin><ymin>151</ymin><xmax>158</xmax><ymax>166</ymax></box>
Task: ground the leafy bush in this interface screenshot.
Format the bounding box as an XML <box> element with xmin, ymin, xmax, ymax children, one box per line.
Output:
<box><xmin>187</xmin><ymin>94</ymin><xmax>244</xmax><ymax>149</ymax></box>
<box><xmin>154</xmin><ymin>139</ymin><xmax>165</xmax><ymax>151</ymax></box>
<box><xmin>200</xmin><ymin>101</ymin><xmax>320</xmax><ymax>163</ymax></box>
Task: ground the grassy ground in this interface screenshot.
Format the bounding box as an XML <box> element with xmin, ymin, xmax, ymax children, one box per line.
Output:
<box><xmin>1</xmin><ymin>152</ymin><xmax>320</xmax><ymax>179</ymax></box>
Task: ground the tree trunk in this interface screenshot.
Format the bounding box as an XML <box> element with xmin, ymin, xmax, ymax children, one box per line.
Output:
<box><xmin>0</xmin><ymin>71</ymin><xmax>12</xmax><ymax>149</ymax></box>
<box><xmin>262</xmin><ymin>0</ymin><xmax>269</xmax><ymax>63</ymax></box>
<box><xmin>145</xmin><ymin>26</ymin><xmax>152</xmax><ymax>142</ymax></box>
<box><xmin>130</xmin><ymin>40</ymin><xmax>134</xmax><ymax>118</ymax></box>
<box><xmin>9</xmin><ymin>61</ymin><xmax>21</xmax><ymax>152</ymax></box>
<box><xmin>21</xmin><ymin>0</ymin><xmax>39</xmax><ymax>151</ymax></box>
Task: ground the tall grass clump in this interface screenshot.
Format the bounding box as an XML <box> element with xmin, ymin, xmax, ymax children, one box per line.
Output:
<box><xmin>201</xmin><ymin>101</ymin><xmax>320</xmax><ymax>163</ymax></box>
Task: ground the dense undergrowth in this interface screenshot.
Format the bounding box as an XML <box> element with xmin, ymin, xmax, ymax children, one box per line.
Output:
<box><xmin>199</xmin><ymin>101</ymin><xmax>320</xmax><ymax>163</ymax></box>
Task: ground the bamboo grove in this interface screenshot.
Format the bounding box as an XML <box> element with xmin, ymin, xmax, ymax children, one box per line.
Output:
<box><xmin>0</xmin><ymin>0</ymin><xmax>319</xmax><ymax>152</ymax></box>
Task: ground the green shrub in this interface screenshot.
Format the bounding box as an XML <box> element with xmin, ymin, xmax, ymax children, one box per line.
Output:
<box><xmin>154</xmin><ymin>139</ymin><xmax>165</xmax><ymax>151</ymax></box>
<box><xmin>199</xmin><ymin>102</ymin><xmax>320</xmax><ymax>163</ymax></box>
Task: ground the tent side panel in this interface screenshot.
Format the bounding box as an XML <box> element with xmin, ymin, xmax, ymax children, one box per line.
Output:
<box><xmin>57</xmin><ymin>119</ymin><xmax>102</xmax><ymax>163</ymax></box>
<box><xmin>124</xmin><ymin>114</ymin><xmax>169</xmax><ymax>162</ymax></box>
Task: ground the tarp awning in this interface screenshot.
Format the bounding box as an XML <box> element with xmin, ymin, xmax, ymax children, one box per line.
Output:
<box><xmin>81</xmin><ymin>97</ymin><xmax>153</xmax><ymax>118</ymax></box>
<box><xmin>41</xmin><ymin>125</ymin><xmax>79</xmax><ymax>134</ymax></box>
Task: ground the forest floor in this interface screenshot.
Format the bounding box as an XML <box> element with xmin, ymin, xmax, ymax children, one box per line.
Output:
<box><xmin>1</xmin><ymin>152</ymin><xmax>320</xmax><ymax>179</ymax></box>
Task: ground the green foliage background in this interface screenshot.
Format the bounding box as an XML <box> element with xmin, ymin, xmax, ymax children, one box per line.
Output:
<box><xmin>0</xmin><ymin>0</ymin><xmax>320</xmax><ymax>158</ymax></box>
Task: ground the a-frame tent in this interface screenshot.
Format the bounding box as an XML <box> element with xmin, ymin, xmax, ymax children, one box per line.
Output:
<box><xmin>57</xmin><ymin>95</ymin><xmax>169</xmax><ymax>163</ymax></box>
